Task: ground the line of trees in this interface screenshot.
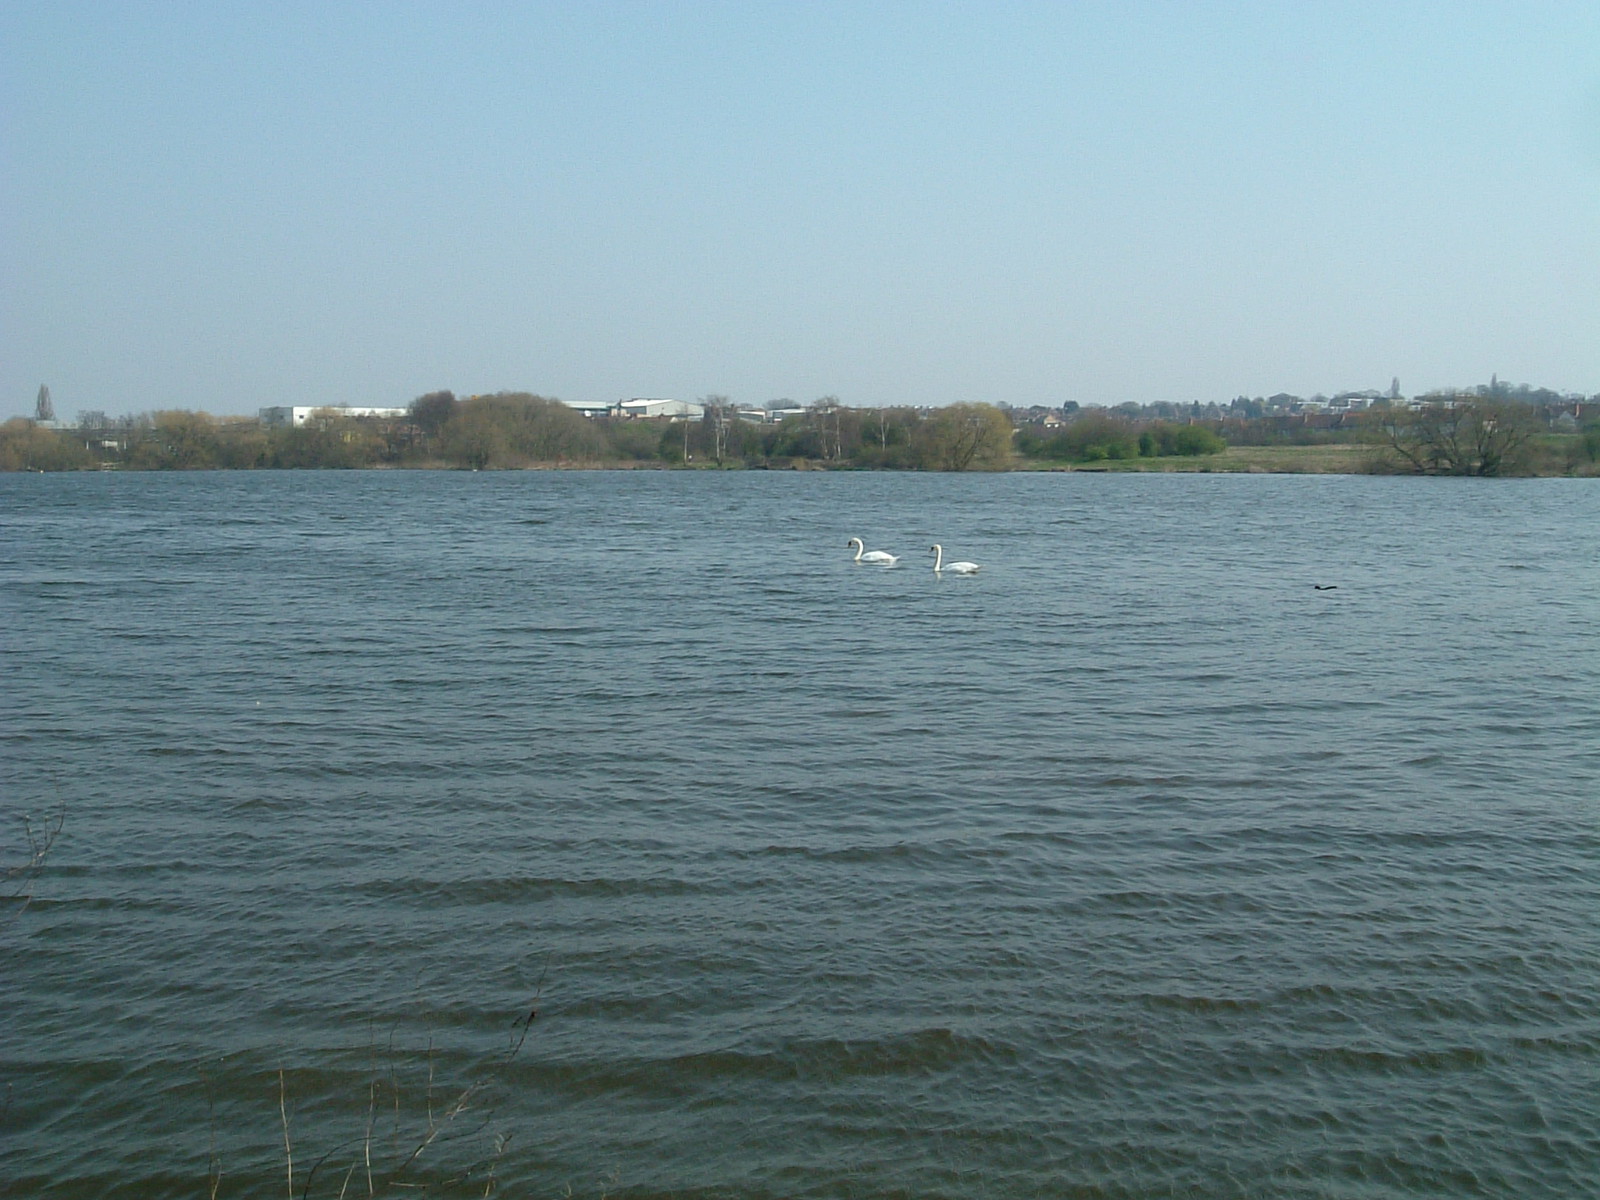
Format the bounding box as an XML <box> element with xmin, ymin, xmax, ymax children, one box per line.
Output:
<box><xmin>5</xmin><ymin>384</ymin><xmax>1598</xmax><ymax>475</ymax></box>
<box><xmin>0</xmin><ymin>393</ymin><xmax>1021</xmax><ymax>472</ymax></box>
<box><xmin>400</xmin><ymin>392</ymin><xmax>1014</xmax><ymax>469</ymax></box>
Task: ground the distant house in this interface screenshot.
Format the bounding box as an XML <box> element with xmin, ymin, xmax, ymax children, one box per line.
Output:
<box><xmin>259</xmin><ymin>405</ymin><xmax>408</xmax><ymax>427</ymax></box>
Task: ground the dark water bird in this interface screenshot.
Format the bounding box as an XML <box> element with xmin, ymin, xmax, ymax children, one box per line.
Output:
<box><xmin>1313</xmin><ymin>584</ymin><xmax>1338</xmax><ymax>590</ymax></box>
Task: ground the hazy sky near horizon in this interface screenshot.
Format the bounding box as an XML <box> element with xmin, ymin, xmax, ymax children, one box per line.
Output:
<box><xmin>3</xmin><ymin>1</ymin><xmax>1598</xmax><ymax>422</ymax></box>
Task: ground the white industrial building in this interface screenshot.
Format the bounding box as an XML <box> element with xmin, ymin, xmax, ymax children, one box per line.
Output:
<box><xmin>617</xmin><ymin>398</ymin><xmax>704</xmax><ymax>420</ymax></box>
<box><xmin>259</xmin><ymin>405</ymin><xmax>410</xmax><ymax>427</ymax></box>
<box><xmin>553</xmin><ymin>398</ymin><xmax>706</xmax><ymax>420</ymax></box>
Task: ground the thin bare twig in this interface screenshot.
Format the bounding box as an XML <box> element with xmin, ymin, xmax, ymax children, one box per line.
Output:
<box><xmin>301</xmin><ymin>1135</ymin><xmax>372</xmax><ymax>1200</ymax></box>
<box><xmin>198</xmin><ymin>1065</ymin><xmax>222</xmax><ymax>1200</ymax></box>
<box><xmin>508</xmin><ymin>957</ymin><xmax>550</xmax><ymax>1063</ymax></box>
<box><xmin>280</xmin><ymin>1068</ymin><xmax>294</xmax><ymax>1200</ymax></box>
<box><xmin>4</xmin><ymin>804</ymin><xmax>65</xmax><ymax>915</ymax></box>
<box><xmin>426</xmin><ymin>1036</ymin><xmax>436</xmax><ymax>1132</ymax></box>
<box><xmin>480</xmin><ymin>1132</ymin><xmax>510</xmax><ymax>1197</ymax></box>
<box><xmin>377</xmin><ymin>1081</ymin><xmax>483</xmax><ymax>1190</ymax></box>
<box><xmin>365</xmin><ymin>1067</ymin><xmax>377</xmax><ymax>1198</ymax></box>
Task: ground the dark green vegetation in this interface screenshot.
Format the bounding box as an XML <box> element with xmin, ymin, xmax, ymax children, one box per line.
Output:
<box><xmin>5</xmin><ymin>381</ymin><xmax>1597</xmax><ymax>475</ymax></box>
<box><xmin>1015</xmin><ymin>416</ymin><xmax>1226</xmax><ymax>463</ymax></box>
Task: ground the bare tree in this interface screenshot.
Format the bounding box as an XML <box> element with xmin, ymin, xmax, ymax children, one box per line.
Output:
<box><xmin>1370</xmin><ymin>397</ymin><xmax>1539</xmax><ymax>476</ymax></box>
<box><xmin>701</xmin><ymin>395</ymin><xmax>732</xmax><ymax>465</ymax></box>
<box><xmin>918</xmin><ymin>403</ymin><xmax>1014</xmax><ymax>471</ymax></box>
<box><xmin>808</xmin><ymin>396</ymin><xmax>843</xmax><ymax>461</ymax></box>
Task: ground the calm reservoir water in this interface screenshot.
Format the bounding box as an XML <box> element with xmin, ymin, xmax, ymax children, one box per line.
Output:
<box><xmin>3</xmin><ymin>469</ymin><xmax>1598</xmax><ymax>1198</ymax></box>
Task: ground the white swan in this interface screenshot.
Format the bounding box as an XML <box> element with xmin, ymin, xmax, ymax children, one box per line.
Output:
<box><xmin>847</xmin><ymin>537</ymin><xmax>899</xmax><ymax>565</ymax></box>
<box><xmin>930</xmin><ymin>544</ymin><xmax>980</xmax><ymax>574</ymax></box>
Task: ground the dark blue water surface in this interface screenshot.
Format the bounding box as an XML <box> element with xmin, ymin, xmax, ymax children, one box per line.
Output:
<box><xmin>3</xmin><ymin>469</ymin><xmax>1598</xmax><ymax>1198</ymax></box>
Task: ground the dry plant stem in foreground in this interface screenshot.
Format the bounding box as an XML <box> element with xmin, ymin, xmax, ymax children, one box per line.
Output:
<box><xmin>270</xmin><ymin>973</ymin><xmax>544</xmax><ymax>1199</ymax></box>
<box><xmin>280</xmin><ymin>1069</ymin><xmax>293</xmax><ymax>1200</ymax></box>
<box><xmin>3</xmin><ymin>805</ymin><xmax>64</xmax><ymax>916</ymax></box>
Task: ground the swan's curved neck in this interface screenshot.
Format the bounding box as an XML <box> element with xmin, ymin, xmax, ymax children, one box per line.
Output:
<box><xmin>931</xmin><ymin>544</ymin><xmax>943</xmax><ymax>571</ymax></box>
<box><xmin>850</xmin><ymin>537</ymin><xmax>863</xmax><ymax>561</ymax></box>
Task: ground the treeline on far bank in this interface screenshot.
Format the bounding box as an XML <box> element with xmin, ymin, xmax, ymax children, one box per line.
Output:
<box><xmin>0</xmin><ymin>392</ymin><xmax>1193</xmax><ymax>473</ymax></box>
<box><xmin>4</xmin><ymin>389</ymin><xmax>1599</xmax><ymax>475</ymax></box>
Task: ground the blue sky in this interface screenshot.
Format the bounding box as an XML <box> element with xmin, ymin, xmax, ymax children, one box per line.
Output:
<box><xmin>3</xmin><ymin>1</ymin><xmax>1598</xmax><ymax>421</ymax></box>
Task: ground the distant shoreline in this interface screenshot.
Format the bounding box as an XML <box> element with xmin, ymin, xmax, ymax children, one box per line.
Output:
<box><xmin>4</xmin><ymin>443</ymin><xmax>1595</xmax><ymax>477</ymax></box>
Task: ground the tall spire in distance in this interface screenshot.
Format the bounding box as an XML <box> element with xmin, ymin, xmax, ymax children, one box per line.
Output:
<box><xmin>35</xmin><ymin>384</ymin><xmax>55</xmax><ymax>423</ymax></box>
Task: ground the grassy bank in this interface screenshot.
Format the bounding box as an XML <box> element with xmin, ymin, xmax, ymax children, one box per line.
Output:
<box><xmin>1018</xmin><ymin>443</ymin><xmax>1378</xmax><ymax>474</ymax></box>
